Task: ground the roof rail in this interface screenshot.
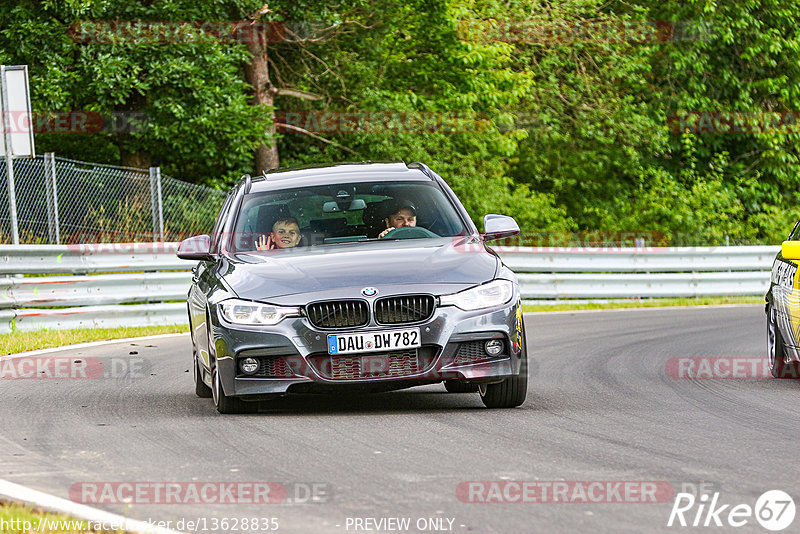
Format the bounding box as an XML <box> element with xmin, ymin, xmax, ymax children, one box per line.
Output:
<box><xmin>243</xmin><ymin>173</ymin><xmax>252</xmax><ymax>194</ymax></box>
<box><xmin>263</xmin><ymin>161</ymin><xmax>385</xmax><ymax>175</ymax></box>
<box><xmin>258</xmin><ymin>168</ymin><xmax>284</xmax><ymax>181</ymax></box>
<box><xmin>407</xmin><ymin>162</ymin><xmax>436</xmax><ymax>180</ymax></box>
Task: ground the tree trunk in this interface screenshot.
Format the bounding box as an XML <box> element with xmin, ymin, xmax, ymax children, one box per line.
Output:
<box><xmin>117</xmin><ymin>91</ymin><xmax>152</xmax><ymax>171</ymax></box>
<box><xmin>244</xmin><ymin>22</ymin><xmax>279</xmax><ymax>173</ymax></box>
<box><xmin>120</xmin><ymin>149</ymin><xmax>151</xmax><ymax>170</ymax></box>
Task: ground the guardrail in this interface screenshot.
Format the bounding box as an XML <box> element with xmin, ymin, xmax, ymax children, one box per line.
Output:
<box><xmin>0</xmin><ymin>244</ymin><xmax>778</xmax><ymax>334</ymax></box>
<box><xmin>0</xmin><ymin>244</ymin><xmax>191</xmax><ymax>333</ymax></box>
<box><xmin>495</xmin><ymin>245</ymin><xmax>778</xmax><ymax>299</ymax></box>
<box><xmin>496</xmin><ymin>246</ymin><xmax>778</xmax><ymax>273</ymax></box>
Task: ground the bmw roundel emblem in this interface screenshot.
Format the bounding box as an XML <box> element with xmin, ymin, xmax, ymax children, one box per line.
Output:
<box><xmin>362</xmin><ymin>287</ymin><xmax>378</xmax><ymax>297</ymax></box>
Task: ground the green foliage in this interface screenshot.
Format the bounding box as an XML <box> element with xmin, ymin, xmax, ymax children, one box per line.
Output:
<box><xmin>83</xmin><ymin>196</ymin><xmax>151</xmax><ymax>241</ymax></box>
<box><xmin>273</xmin><ymin>0</ymin><xmax>572</xmax><ymax>231</ymax></box>
<box><xmin>79</xmin><ymin>185</ymin><xmax>223</xmax><ymax>242</ymax></box>
<box><xmin>162</xmin><ymin>189</ymin><xmax>226</xmax><ymax>240</ymax></box>
<box><xmin>0</xmin><ymin>0</ymin><xmax>270</xmax><ymax>184</ymax></box>
<box><xmin>638</xmin><ymin>0</ymin><xmax>800</xmax><ymax>242</ymax></box>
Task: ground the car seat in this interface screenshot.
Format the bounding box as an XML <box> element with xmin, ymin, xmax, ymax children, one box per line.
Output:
<box><xmin>362</xmin><ymin>201</ymin><xmax>388</xmax><ymax>236</ymax></box>
<box><xmin>309</xmin><ymin>218</ymin><xmax>349</xmax><ymax>237</ymax></box>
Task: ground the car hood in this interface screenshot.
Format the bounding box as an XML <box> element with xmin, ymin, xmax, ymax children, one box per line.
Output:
<box><xmin>220</xmin><ymin>237</ymin><xmax>498</xmax><ymax>302</ymax></box>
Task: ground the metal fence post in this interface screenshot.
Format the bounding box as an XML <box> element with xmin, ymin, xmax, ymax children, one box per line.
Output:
<box><xmin>156</xmin><ymin>167</ymin><xmax>164</xmax><ymax>242</ymax></box>
<box><xmin>2</xmin><ymin>155</ymin><xmax>18</xmax><ymax>245</ymax></box>
<box><xmin>0</xmin><ymin>68</ymin><xmax>18</xmax><ymax>245</ymax></box>
<box><xmin>44</xmin><ymin>152</ymin><xmax>60</xmax><ymax>244</ymax></box>
<box><xmin>149</xmin><ymin>166</ymin><xmax>164</xmax><ymax>242</ymax></box>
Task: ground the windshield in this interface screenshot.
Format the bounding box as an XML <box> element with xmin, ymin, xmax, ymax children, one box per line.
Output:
<box><xmin>228</xmin><ymin>180</ymin><xmax>468</xmax><ymax>253</ymax></box>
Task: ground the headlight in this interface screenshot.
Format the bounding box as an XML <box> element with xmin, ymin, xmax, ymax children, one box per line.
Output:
<box><xmin>439</xmin><ymin>279</ymin><xmax>514</xmax><ymax>311</ymax></box>
<box><xmin>218</xmin><ymin>299</ymin><xmax>300</xmax><ymax>325</ymax></box>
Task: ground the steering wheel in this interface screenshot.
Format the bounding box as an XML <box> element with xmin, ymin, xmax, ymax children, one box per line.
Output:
<box><xmin>379</xmin><ymin>226</ymin><xmax>440</xmax><ymax>239</ymax></box>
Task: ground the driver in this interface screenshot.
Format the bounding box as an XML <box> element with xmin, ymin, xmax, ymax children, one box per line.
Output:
<box><xmin>378</xmin><ymin>200</ymin><xmax>417</xmax><ymax>238</ymax></box>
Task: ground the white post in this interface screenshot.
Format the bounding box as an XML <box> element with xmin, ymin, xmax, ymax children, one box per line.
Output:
<box><xmin>44</xmin><ymin>152</ymin><xmax>60</xmax><ymax>244</ymax></box>
<box><xmin>0</xmin><ymin>66</ymin><xmax>19</xmax><ymax>245</ymax></box>
<box><xmin>149</xmin><ymin>166</ymin><xmax>163</xmax><ymax>242</ymax></box>
<box><xmin>0</xmin><ymin>65</ymin><xmax>35</xmax><ymax>246</ymax></box>
<box><xmin>156</xmin><ymin>166</ymin><xmax>163</xmax><ymax>242</ymax></box>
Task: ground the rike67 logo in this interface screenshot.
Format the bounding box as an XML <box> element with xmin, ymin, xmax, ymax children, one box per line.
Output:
<box><xmin>667</xmin><ymin>490</ymin><xmax>795</xmax><ymax>531</ymax></box>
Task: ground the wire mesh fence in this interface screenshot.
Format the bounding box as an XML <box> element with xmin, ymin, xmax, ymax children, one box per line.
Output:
<box><xmin>0</xmin><ymin>154</ymin><xmax>225</xmax><ymax>244</ymax></box>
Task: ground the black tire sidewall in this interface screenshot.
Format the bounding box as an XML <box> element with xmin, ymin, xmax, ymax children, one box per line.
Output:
<box><xmin>767</xmin><ymin>306</ymin><xmax>798</xmax><ymax>379</ymax></box>
<box><xmin>480</xmin><ymin>316</ymin><xmax>528</xmax><ymax>408</ymax></box>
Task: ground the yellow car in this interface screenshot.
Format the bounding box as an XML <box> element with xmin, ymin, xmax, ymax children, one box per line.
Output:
<box><xmin>766</xmin><ymin>229</ymin><xmax>800</xmax><ymax>378</ymax></box>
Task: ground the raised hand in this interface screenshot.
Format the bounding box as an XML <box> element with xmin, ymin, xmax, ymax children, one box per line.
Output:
<box><xmin>255</xmin><ymin>234</ymin><xmax>275</xmax><ymax>250</ymax></box>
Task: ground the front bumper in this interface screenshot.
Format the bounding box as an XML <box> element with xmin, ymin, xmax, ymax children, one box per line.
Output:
<box><xmin>208</xmin><ymin>301</ymin><xmax>524</xmax><ymax>398</ymax></box>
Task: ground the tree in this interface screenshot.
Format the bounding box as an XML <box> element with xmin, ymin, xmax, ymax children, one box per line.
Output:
<box><xmin>641</xmin><ymin>0</ymin><xmax>800</xmax><ymax>242</ymax></box>
<box><xmin>0</xmin><ymin>0</ymin><xmax>270</xmax><ymax>183</ymax></box>
<box><xmin>268</xmin><ymin>0</ymin><xmax>574</xmax><ymax>231</ymax></box>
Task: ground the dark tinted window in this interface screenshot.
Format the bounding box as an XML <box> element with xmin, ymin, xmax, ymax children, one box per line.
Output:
<box><xmin>790</xmin><ymin>219</ymin><xmax>800</xmax><ymax>241</ymax></box>
<box><xmin>229</xmin><ymin>181</ymin><xmax>467</xmax><ymax>252</ymax></box>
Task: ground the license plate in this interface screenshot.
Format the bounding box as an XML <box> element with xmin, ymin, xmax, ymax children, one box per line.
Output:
<box><xmin>327</xmin><ymin>328</ymin><xmax>421</xmax><ymax>355</ymax></box>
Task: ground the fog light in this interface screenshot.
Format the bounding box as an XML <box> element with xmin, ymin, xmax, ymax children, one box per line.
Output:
<box><xmin>240</xmin><ymin>357</ymin><xmax>259</xmax><ymax>375</ymax></box>
<box><xmin>484</xmin><ymin>340</ymin><xmax>503</xmax><ymax>356</ymax></box>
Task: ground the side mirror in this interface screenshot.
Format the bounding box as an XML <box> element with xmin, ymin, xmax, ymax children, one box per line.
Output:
<box><xmin>782</xmin><ymin>241</ymin><xmax>800</xmax><ymax>260</ymax></box>
<box><xmin>482</xmin><ymin>214</ymin><xmax>520</xmax><ymax>242</ymax></box>
<box><xmin>177</xmin><ymin>235</ymin><xmax>215</xmax><ymax>261</ymax></box>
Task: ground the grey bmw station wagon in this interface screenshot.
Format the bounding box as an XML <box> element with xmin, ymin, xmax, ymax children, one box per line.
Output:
<box><xmin>177</xmin><ymin>162</ymin><xmax>528</xmax><ymax>413</ymax></box>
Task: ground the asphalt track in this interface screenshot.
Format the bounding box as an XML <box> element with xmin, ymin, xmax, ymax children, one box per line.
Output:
<box><xmin>2</xmin><ymin>305</ymin><xmax>798</xmax><ymax>533</ymax></box>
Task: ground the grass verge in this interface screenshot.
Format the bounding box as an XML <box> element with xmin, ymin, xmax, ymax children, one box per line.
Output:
<box><xmin>0</xmin><ymin>324</ymin><xmax>188</xmax><ymax>355</ymax></box>
<box><xmin>0</xmin><ymin>500</ymin><xmax>124</xmax><ymax>533</ymax></box>
<box><xmin>523</xmin><ymin>295</ymin><xmax>764</xmax><ymax>313</ymax></box>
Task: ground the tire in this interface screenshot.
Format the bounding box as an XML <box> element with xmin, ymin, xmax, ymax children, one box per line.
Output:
<box><xmin>206</xmin><ymin>313</ymin><xmax>256</xmax><ymax>414</ymax></box>
<box><xmin>193</xmin><ymin>348</ymin><xmax>212</xmax><ymax>398</ymax></box>
<box><xmin>480</xmin><ymin>322</ymin><xmax>528</xmax><ymax>408</ymax></box>
<box><xmin>768</xmin><ymin>306</ymin><xmax>800</xmax><ymax>379</ymax></box>
<box><xmin>212</xmin><ymin>366</ymin><xmax>256</xmax><ymax>414</ymax></box>
<box><xmin>444</xmin><ymin>380</ymin><xmax>479</xmax><ymax>393</ymax></box>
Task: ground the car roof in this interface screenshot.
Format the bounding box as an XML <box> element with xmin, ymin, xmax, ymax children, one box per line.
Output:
<box><xmin>246</xmin><ymin>162</ymin><xmax>435</xmax><ymax>193</ymax></box>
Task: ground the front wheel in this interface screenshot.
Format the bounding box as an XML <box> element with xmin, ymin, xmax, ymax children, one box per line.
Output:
<box><xmin>768</xmin><ymin>307</ymin><xmax>799</xmax><ymax>379</ymax></box>
<box><xmin>480</xmin><ymin>323</ymin><xmax>528</xmax><ymax>408</ymax></box>
<box><xmin>193</xmin><ymin>348</ymin><xmax>212</xmax><ymax>398</ymax></box>
<box><xmin>212</xmin><ymin>366</ymin><xmax>256</xmax><ymax>414</ymax></box>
